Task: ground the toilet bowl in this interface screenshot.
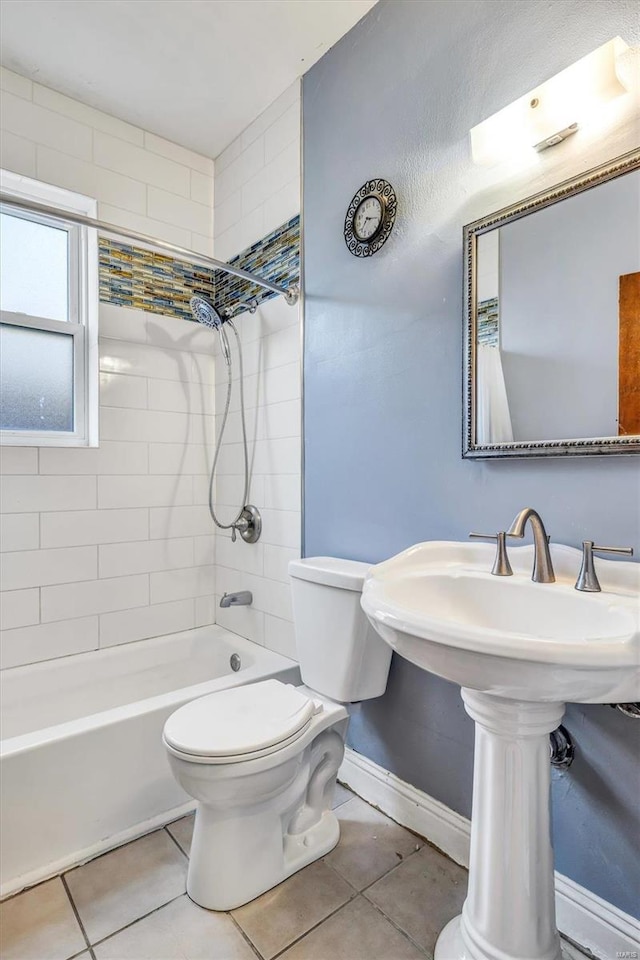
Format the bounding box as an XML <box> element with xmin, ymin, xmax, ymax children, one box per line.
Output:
<box><xmin>163</xmin><ymin>557</ymin><xmax>392</xmax><ymax>911</ymax></box>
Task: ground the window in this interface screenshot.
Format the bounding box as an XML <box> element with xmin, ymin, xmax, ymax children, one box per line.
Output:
<box><xmin>0</xmin><ymin>170</ymin><xmax>98</xmax><ymax>446</ymax></box>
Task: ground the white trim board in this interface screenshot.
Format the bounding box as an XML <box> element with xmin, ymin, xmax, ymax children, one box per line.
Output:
<box><xmin>339</xmin><ymin>747</ymin><xmax>640</xmax><ymax>959</ymax></box>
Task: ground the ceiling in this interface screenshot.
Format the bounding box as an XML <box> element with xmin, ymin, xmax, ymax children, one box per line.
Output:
<box><xmin>0</xmin><ymin>0</ymin><xmax>377</xmax><ymax>159</ymax></box>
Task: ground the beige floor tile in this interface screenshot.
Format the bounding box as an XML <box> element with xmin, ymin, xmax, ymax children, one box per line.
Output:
<box><xmin>365</xmin><ymin>843</ymin><xmax>467</xmax><ymax>957</ymax></box>
<box><xmin>325</xmin><ymin>796</ymin><xmax>423</xmax><ymax>890</ymax></box>
<box><xmin>166</xmin><ymin>814</ymin><xmax>194</xmax><ymax>856</ymax></box>
<box><xmin>280</xmin><ymin>896</ymin><xmax>426</xmax><ymax>960</ymax></box>
<box><xmin>332</xmin><ymin>782</ymin><xmax>354</xmax><ymax>808</ymax></box>
<box><xmin>65</xmin><ymin>829</ymin><xmax>187</xmax><ymax>945</ymax></box>
<box><xmin>232</xmin><ymin>858</ymin><xmax>354</xmax><ymax>959</ymax></box>
<box><xmin>0</xmin><ymin>878</ymin><xmax>87</xmax><ymax>960</ymax></box>
<box><xmin>93</xmin><ymin>894</ymin><xmax>255</xmax><ymax>960</ymax></box>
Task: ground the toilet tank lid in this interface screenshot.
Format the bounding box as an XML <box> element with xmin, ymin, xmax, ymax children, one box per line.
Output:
<box><xmin>289</xmin><ymin>556</ymin><xmax>371</xmax><ymax>592</ymax></box>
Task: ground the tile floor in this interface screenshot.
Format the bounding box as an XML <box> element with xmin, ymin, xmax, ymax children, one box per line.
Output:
<box><xmin>0</xmin><ymin>784</ymin><xmax>590</xmax><ymax>960</ymax></box>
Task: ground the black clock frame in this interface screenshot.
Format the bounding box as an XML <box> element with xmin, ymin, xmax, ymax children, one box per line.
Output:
<box><xmin>344</xmin><ymin>179</ymin><xmax>397</xmax><ymax>257</ymax></box>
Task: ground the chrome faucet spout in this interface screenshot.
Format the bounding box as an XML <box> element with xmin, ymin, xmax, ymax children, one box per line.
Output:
<box><xmin>507</xmin><ymin>507</ymin><xmax>555</xmax><ymax>583</ymax></box>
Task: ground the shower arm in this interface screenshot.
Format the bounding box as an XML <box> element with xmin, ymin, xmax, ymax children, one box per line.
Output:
<box><xmin>0</xmin><ymin>192</ymin><xmax>300</xmax><ymax>306</ymax></box>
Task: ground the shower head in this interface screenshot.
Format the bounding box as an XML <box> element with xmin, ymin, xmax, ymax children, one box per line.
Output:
<box><xmin>190</xmin><ymin>296</ymin><xmax>231</xmax><ymax>365</ymax></box>
<box><xmin>190</xmin><ymin>296</ymin><xmax>224</xmax><ymax>330</ymax></box>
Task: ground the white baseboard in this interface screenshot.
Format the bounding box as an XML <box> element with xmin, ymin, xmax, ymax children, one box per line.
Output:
<box><xmin>555</xmin><ymin>873</ymin><xmax>640</xmax><ymax>960</ymax></box>
<box><xmin>339</xmin><ymin>747</ymin><xmax>640</xmax><ymax>959</ymax></box>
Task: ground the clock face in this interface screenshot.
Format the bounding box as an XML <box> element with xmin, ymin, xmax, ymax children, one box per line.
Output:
<box><xmin>344</xmin><ymin>179</ymin><xmax>397</xmax><ymax>257</ymax></box>
<box><xmin>353</xmin><ymin>195</ymin><xmax>383</xmax><ymax>241</ymax></box>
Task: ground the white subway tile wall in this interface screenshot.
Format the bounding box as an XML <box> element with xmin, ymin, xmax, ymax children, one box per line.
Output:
<box><xmin>0</xmin><ymin>70</ymin><xmax>218</xmax><ymax>667</ymax></box>
<box><xmin>214</xmin><ymin>82</ymin><xmax>300</xmax><ymax>263</ymax></box>
<box><xmin>0</xmin><ymin>304</ymin><xmax>217</xmax><ymax>669</ymax></box>
<box><xmin>0</xmin><ymin>67</ymin><xmax>302</xmax><ymax>667</ymax></box>
<box><xmin>212</xmin><ymin>83</ymin><xmax>301</xmax><ymax>662</ymax></box>
<box><xmin>0</xmin><ymin>66</ymin><xmax>214</xmax><ymax>252</ymax></box>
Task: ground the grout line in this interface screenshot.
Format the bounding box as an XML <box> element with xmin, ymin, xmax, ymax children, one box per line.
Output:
<box><xmin>363</xmin><ymin>896</ymin><xmax>431</xmax><ymax>958</ymax></box>
<box><xmin>61</xmin><ymin>825</ymin><xmax>171</xmax><ymax>879</ymax></box>
<box><xmin>320</xmin><ymin>858</ymin><xmax>360</xmax><ymax>897</ymax></box>
<box><xmin>228</xmin><ymin>913</ymin><xmax>264</xmax><ymax>960</ymax></box>
<box><xmin>88</xmin><ymin>891</ymin><xmax>186</xmax><ymax>950</ymax></box>
<box><xmin>268</xmin><ymin>894</ymin><xmax>359</xmax><ymax>960</ymax></box>
<box><xmin>60</xmin><ymin>874</ymin><xmax>92</xmax><ymax>953</ymax></box>
<box><xmin>331</xmin><ymin>794</ymin><xmax>354</xmax><ymax>811</ymax></box>
<box><xmin>163</xmin><ymin>824</ymin><xmax>190</xmax><ymax>859</ymax></box>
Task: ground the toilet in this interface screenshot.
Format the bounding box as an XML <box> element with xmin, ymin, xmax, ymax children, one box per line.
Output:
<box><xmin>163</xmin><ymin>557</ymin><xmax>392</xmax><ymax>911</ymax></box>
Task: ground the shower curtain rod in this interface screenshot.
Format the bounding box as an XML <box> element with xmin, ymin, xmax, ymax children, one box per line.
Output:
<box><xmin>0</xmin><ymin>192</ymin><xmax>300</xmax><ymax>306</ymax></box>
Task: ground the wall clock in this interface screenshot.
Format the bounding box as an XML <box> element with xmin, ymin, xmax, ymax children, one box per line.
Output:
<box><xmin>344</xmin><ymin>179</ymin><xmax>397</xmax><ymax>257</ymax></box>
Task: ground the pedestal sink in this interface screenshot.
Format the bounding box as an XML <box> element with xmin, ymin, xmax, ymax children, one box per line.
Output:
<box><xmin>361</xmin><ymin>541</ymin><xmax>639</xmax><ymax>960</ymax></box>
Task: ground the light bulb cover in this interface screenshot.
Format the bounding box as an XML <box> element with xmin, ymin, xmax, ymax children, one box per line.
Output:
<box><xmin>470</xmin><ymin>37</ymin><xmax>632</xmax><ymax>165</ymax></box>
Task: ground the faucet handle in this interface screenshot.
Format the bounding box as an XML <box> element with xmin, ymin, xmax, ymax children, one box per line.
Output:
<box><xmin>575</xmin><ymin>540</ymin><xmax>634</xmax><ymax>593</ymax></box>
<box><xmin>469</xmin><ymin>531</ymin><xmax>513</xmax><ymax>577</ymax></box>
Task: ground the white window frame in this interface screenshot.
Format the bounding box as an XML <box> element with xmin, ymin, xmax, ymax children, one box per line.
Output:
<box><xmin>0</xmin><ymin>170</ymin><xmax>99</xmax><ymax>447</ymax></box>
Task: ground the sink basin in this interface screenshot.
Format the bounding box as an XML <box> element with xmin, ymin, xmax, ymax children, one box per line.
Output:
<box><xmin>361</xmin><ymin>540</ymin><xmax>640</xmax><ymax>703</ymax></box>
<box><xmin>361</xmin><ymin>540</ymin><xmax>639</xmax><ymax>960</ymax></box>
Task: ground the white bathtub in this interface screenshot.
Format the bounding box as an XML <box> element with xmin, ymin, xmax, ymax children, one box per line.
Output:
<box><xmin>0</xmin><ymin>625</ymin><xmax>300</xmax><ymax>898</ymax></box>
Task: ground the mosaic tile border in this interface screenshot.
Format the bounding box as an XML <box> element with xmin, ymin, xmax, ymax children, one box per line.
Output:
<box><xmin>213</xmin><ymin>215</ymin><xmax>299</xmax><ymax>315</ymax></box>
<box><xmin>98</xmin><ymin>215</ymin><xmax>300</xmax><ymax>323</ymax></box>
<box><xmin>477</xmin><ymin>296</ymin><xmax>499</xmax><ymax>346</ymax></box>
<box><xmin>98</xmin><ymin>241</ymin><xmax>215</xmax><ymax>322</ymax></box>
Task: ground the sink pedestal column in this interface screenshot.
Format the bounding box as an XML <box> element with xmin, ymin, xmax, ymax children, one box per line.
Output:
<box><xmin>435</xmin><ymin>690</ymin><xmax>565</xmax><ymax>960</ymax></box>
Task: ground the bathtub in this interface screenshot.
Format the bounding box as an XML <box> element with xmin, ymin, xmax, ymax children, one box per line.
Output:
<box><xmin>0</xmin><ymin>625</ymin><xmax>300</xmax><ymax>898</ymax></box>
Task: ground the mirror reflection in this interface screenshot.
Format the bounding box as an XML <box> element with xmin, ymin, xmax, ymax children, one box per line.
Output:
<box><xmin>473</xmin><ymin>167</ymin><xmax>640</xmax><ymax>448</ymax></box>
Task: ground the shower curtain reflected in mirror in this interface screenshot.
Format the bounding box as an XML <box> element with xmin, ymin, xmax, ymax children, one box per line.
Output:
<box><xmin>476</xmin><ymin>344</ymin><xmax>513</xmax><ymax>445</ymax></box>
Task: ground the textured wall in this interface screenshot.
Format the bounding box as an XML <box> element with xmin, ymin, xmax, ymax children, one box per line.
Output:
<box><xmin>303</xmin><ymin>0</ymin><xmax>640</xmax><ymax>917</ymax></box>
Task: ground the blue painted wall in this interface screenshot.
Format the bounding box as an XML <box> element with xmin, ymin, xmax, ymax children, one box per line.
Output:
<box><xmin>303</xmin><ymin>0</ymin><xmax>640</xmax><ymax>917</ymax></box>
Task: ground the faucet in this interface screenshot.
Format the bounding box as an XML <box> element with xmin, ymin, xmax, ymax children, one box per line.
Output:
<box><xmin>220</xmin><ymin>591</ymin><xmax>253</xmax><ymax>608</ymax></box>
<box><xmin>507</xmin><ymin>508</ymin><xmax>555</xmax><ymax>583</ymax></box>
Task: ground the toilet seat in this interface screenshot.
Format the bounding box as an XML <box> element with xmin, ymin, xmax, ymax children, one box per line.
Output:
<box><xmin>163</xmin><ymin>679</ymin><xmax>322</xmax><ymax>764</ymax></box>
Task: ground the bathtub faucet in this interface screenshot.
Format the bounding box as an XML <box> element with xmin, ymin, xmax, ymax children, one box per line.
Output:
<box><xmin>220</xmin><ymin>591</ymin><xmax>253</xmax><ymax>608</ymax></box>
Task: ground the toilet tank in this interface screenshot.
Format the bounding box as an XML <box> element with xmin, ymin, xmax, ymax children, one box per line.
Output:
<box><xmin>289</xmin><ymin>557</ymin><xmax>392</xmax><ymax>703</ymax></box>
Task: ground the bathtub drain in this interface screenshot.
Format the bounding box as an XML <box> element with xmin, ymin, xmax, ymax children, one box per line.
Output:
<box><xmin>230</xmin><ymin>653</ymin><xmax>242</xmax><ymax>672</ymax></box>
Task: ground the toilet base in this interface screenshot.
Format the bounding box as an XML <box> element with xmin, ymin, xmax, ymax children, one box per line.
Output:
<box><xmin>187</xmin><ymin>807</ymin><xmax>340</xmax><ymax>911</ymax></box>
<box><xmin>165</xmin><ymin>692</ymin><xmax>349</xmax><ymax>912</ymax></box>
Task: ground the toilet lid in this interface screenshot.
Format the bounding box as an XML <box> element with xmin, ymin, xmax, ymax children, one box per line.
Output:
<box><xmin>163</xmin><ymin>680</ymin><xmax>319</xmax><ymax>759</ymax></box>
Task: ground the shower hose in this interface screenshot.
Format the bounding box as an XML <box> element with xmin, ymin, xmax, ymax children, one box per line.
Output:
<box><xmin>207</xmin><ymin>319</ymin><xmax>250</xmax><ymax>541</ymax></box>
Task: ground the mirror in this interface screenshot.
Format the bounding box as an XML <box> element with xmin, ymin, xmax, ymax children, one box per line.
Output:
<box><xmin>463</xmin><ymin>150</ymin><xmax>640</xmax><ymax>458</ymax></box>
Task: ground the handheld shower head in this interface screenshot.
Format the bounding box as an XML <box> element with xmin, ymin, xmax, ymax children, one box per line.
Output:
<box><xmin>190</xmin><ymin>296</ymin><xmax>231</xmax><ymax>365</ymax></box>
<box><xmin>190</xmin><ymin>296</ymin><xmax>224</xmax><ymax>329</ymax></box>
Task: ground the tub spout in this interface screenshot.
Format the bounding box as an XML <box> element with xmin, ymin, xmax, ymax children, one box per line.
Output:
<box><xmin>220</xmin><ymin>591</ymin><xmax>253</xmax><ymax>608</ymax></box>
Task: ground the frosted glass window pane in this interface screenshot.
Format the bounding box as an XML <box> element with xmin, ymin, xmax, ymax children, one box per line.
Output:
<box><xmin>0</xmin><ymin>213</ymin><xmax>69</xmax><ymax>321</ymax></box>
<box><xmin>0</xmin><ymin>324</ymin><xmax>74</xmax><ymax>431</ymax></box>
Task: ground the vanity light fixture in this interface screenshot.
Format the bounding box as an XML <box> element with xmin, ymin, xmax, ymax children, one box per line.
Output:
<box><xmin>470</xmin><ymin>37</ymin><xmax>635</xmax><ymax>164</ymax></box>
